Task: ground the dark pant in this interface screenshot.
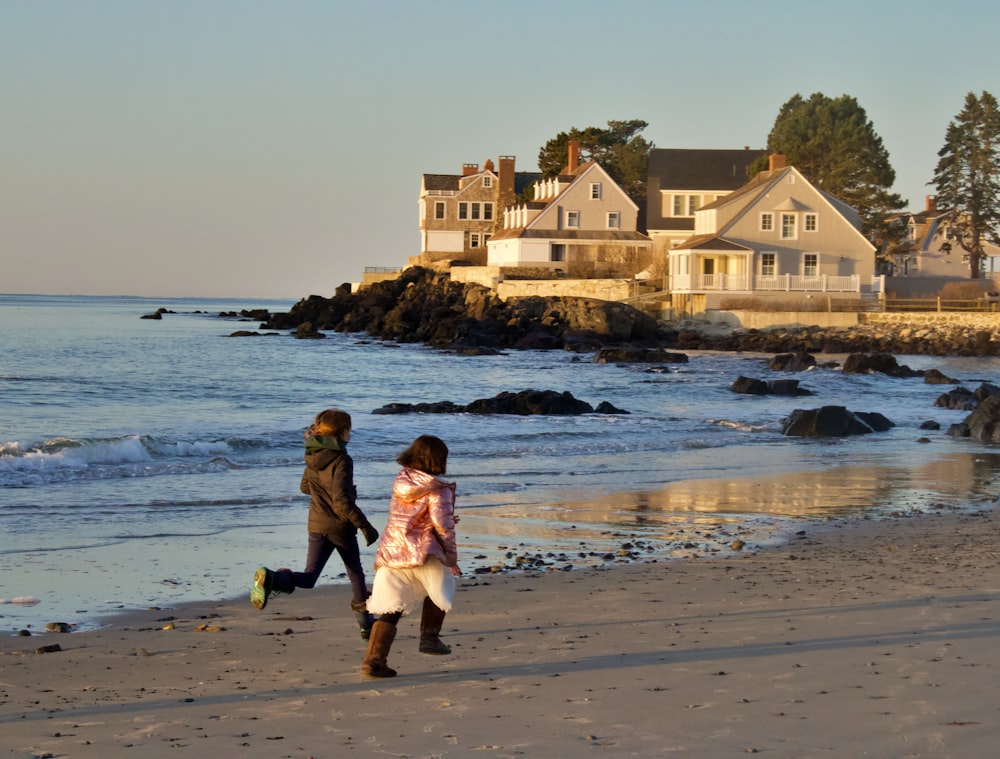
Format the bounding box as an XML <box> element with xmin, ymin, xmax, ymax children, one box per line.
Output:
<box><xmin>281</xmin><ymin>532</ymin><xmax>369</xmax><ymax>604</ymax></box>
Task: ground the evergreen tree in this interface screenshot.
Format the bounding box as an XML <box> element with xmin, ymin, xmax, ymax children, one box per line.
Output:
<box><xmin>931</xmin><ymin>91</ymin><xmax>1000</xmax><ymax>278</ymax></box>
<box><xmin>537</xmin><ymin>120</ymin><xmax>653</xmax><ymax>207</ymax></box>
<box><xmin>760</xmin><ymin>93</ymin><xmax>906</xmax><ymax>238</ymax></box>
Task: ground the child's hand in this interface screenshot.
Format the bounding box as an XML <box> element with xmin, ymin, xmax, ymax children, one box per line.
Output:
<box><xmin>361</xmin><ymin>523</ymin><xmax>379</xmax><ymax>546</ymax></box>
<box><xmin>450</xmin><ymin>565</ymin><xmax>461</xmax><ymax>576</ymax></box>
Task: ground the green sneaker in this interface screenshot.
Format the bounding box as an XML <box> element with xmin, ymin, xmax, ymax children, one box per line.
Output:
<box><xmin>250</xmin><ymin>566</ymin><xmax>274</xmax><ymax>610</ymax></box>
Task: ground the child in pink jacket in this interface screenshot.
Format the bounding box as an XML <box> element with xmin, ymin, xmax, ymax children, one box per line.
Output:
<box><xmin>362</xmin><ymin>435</ymin><xmax>460</xmax><ymax>678</ymax></box>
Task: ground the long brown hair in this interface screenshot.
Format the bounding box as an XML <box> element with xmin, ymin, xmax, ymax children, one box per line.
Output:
<box><xmin>306</xmin><ymin>409</ymin><xmax>352</xmax><ymax>440</ymax></box>
<box><xmin>397</xmin><ymin>435</ymin><xmax>448</xmax><ymax>475</ymax></box>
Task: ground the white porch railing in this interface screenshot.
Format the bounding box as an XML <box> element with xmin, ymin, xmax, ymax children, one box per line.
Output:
<box><xmin>672</xmin><ymin>273</ymin><xmax>873</xmax><ymax>293</ymax></box>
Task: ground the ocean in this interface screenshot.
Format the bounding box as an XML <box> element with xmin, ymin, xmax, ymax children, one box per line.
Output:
<box><xmin>3</xmin><ymin>293</ymin><xmax>999</xmax><ymax>633</ymax></box>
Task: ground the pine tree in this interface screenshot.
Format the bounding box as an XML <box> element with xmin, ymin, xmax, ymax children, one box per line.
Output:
<box><xmin>761</xmin><ymin>93</ymin><xmax>906</xmax><ymax>238</ymax></box>
<box><xmin>931</xmin><ymin>91</ymin><xmax>1000</xmax><ymax>278</ymax></box>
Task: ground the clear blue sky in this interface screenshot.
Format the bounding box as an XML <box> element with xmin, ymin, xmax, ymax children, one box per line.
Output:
<box><xmin>2</xmin><ymin>0</ymin><xmax>997</xmax><ymax>298</ymax></box>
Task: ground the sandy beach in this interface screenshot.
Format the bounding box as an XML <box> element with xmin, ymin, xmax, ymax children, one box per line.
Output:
<box><xmin>2</xmin><ymin>505</ymin><xmax>998</xmax><ymax>758</ymax></box>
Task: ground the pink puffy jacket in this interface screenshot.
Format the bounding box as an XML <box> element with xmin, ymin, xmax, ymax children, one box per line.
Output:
<box><xmin>374</xmin><ymin>467</ymin><xmax>457</xmax><ymax>570</ymax></box>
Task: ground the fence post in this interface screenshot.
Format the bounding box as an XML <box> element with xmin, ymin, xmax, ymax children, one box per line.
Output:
<box><xmin>937</xmin><ymin>297</ymin><xmax>942</xmax><ymax>313</ymax></box>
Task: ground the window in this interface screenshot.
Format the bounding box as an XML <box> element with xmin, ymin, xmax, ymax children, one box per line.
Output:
<box><xmin>781</xmin><ymin>213</ymin><xmax>797</xmax><ymax>239</ymax></box>
<box><xmin>804</xmin><ymin>213</ymin><xmax>817</xmax><ymax>232</ymax></box>
<box><xmin>483</xmin><ymin>202</ymin><xmax>493</xmax><ymax>221</ymax></box>
<box><xmin>566</xmin><ymin>210</ymin><xmax>580</xmax><ymax>228</ymax></box>
<box><xmin>673</xmin><ymin>195</ymin><xmax>684</xmax><ymax>216</ymax></box>
<box><xmin>469</xmin><ymin>233</ymin><xmax>482</xmax><ymax>248</ymax></box>
<box><xmin>760</xmin><ymin>252</ymin><xmax>776</xmax><ymax>276</ymax></box>
<box><xmin>434</xmin><ymin>202</ymin><xmax>446</xmax><ymax>220</ymax></box>
<box><xmin>458</xmin><ymin>202</ymin><xmax>468</xmax><ymax>220</ymax></box>
<box><xmin>688</xmin><ymin>195</ymin><xmax>700</xmax><ymax>214</ymax></box>
<box><xmin>551</xmin><ymin>243</ymin><xmax>566</xmax><ymax>262</ymax></box>
<box><xmin>590</xmin><ymin>183</ymin><xmax>602</xmax><ymax>200</ymax></box>
<box><xmin>760</xmin><ymin>213</ymin><xmax>773</xmax><ymax>231</ymax></box>
<box><xmin>483</xmin><ymin>176</ymin><xmax>493</xmax><ymax>188</ymax></box>
<box><xmin>470</xmin><ymin>203</ymin><xmax>481</xmax><ymax>220</ymax></box>
<box><xmin>803</xmin><ymin>253</ymin><xmax>818</xmax><ymax>276</ymax></box>
<box><xmin>607</xmin><ymin>212</ymin><xmax>621</xmax><ymax>229</ymax></box>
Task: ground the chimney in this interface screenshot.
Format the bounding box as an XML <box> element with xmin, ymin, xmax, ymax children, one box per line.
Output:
<box><xmin>498</xmin><ymin>155</ymin><xmax>516</xmax><ymax>210</ymax></box>
<box><xmin>567</xmin><ymin>140</ymin><xmax>580</xmax><ymax>174</ymax></box>
<box><xmin>462</xmin><ymin>162</ymin><xmax>479</xmax><ymax>177</ymax></box>
<box><xmin>769</xmin><ymin>154</ymin><xmax>786</xmax><ymax>171</ymax></box>
<box><xmin>926</xmin><ymin>194</ymin><xmax>937</xmax><ymax>212</ymax></box>
<box><xmin>483</xmin><ymin>158</ymin><xmax>495</xmax><ymax>172</ymax></box>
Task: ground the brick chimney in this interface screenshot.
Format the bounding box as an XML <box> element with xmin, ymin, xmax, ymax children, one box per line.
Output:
<box><xmin>769</xmin><ymin>154</ymin><xmax>786</xmax><ymax>171</ymax></box>
<box><xmin>926</xmin><ymin>194</ymin><xmax>937</xmax><ymax>212</ymax></box>
<box><xmin>567</xmin><ymin>140</ymin><xmax>580</xmax><ymax>174</ymax></box>
<box><xmin>462</xmin><ymin>162</ymin><xmax>479</xmax><ymax>176</ymax></box>
<box><xmin>498</xmin><ymin>155</ymin><xmax>516</xmax><ymax>210</ymax></box>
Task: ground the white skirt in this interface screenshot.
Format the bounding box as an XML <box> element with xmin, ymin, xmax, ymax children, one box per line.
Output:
<box><xmin>367</xmin><ymin>557</ymin><xmax>456</xmax><ymax>616</ymax></box>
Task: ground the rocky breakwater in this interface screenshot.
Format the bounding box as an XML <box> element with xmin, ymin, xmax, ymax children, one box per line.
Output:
<box><xmin>667</xmin><ymin>313</ymin><xmax>1000</xmax><ymax>357</ymax></box>
<box><xmin>260</xmin><ymin>267</ymin><xmax>663</xmax><ymax>351</ymax></box>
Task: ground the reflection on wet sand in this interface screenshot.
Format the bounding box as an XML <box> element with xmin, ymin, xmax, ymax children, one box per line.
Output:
<box><xmin>557</xmin><ymin>450</ymin><xmax>1000</xmax><ymax>520</ymax></box>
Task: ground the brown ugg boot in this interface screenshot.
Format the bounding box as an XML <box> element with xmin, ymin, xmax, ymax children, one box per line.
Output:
<box><xmin>361</xmin><ymin>620</ymin><xmax>397</xmax><ymax>678</ymax></box>
<box><xmin>418</xmin><ymin>597</ymin><xmax>451</xmax><ymax>655</ymax></box>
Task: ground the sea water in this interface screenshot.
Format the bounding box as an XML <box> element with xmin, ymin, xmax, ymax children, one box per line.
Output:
<box><xmin>3</xmin><ymin>293</ymin><xmax>1000</xmax><ymax>632</ymax></box>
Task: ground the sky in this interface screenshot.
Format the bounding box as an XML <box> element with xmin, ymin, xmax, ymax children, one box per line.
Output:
<box><xmin>2</xmin><ymin>0</ymin><xmax>997</xmax><ymax>299</ymax></box>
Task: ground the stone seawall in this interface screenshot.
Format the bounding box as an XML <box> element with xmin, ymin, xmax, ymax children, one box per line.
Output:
<box><xmin>672</xmin><ymin>311</ymin><xmax>1000</xmax><ymax>357</ymax></box>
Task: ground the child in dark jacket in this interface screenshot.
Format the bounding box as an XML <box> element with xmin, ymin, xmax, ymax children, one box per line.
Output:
<box><xmin>251</xmin><ymin>409</ymin><xmax>379</xmax><ymax>639</ymax></box>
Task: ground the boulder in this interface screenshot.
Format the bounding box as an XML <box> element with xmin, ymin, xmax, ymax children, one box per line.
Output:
<box><xmin>594</xmin><ymin>347</ymin><xmax>688</xmax><ymax>364</ymax></box>
<box><xmin>731</xmin><ymin>376</ymin><xmax>812</xmax><ymax>396</ymax></box>
<box><xmin>781</xmin><ymin>405</ymin><xmax>894</xmax><ymax>437</ymax></box>
<box><xmin>924</xmin><ymin>368</ymin><xmax>959</xmax><ymax>385</ymax></box>
<box><xmin>767</xmin><ymin>351</ymin><xmax>816</xmax><ymax>372</ymax></box>
<box><xmin>372</xmin><ymin>389</ymin><xmax>628</xmax><ymax>416</ymax></box>
<box><xmin>842</xmin><ymin>353</ymin><xmax>922</xmax><ymax>378</ymax></box>
<box><xmin>948</xmin><ymin>394</ymin><xmax>1000</xmax><ymax>443</ymax></box>
<box><xmin>934</xmin><ymin>387</ymin><xmax>977</xmax><ymax>410</ymax></box>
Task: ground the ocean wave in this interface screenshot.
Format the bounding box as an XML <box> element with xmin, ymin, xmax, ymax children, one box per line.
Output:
<box><xmin>707</xmin><ymin>418</ymin><xmax>775</xmax><ymax>433</ymax></box>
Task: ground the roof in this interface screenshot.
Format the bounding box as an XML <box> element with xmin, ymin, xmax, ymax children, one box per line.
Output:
<box><xmin>489</xmin><ymin>228</ymin><xmax>651</xmax><ymax>243</ymax></box>
<box><xmin>422</xmin><ymin>174</ymin><xmax>459</xmax><ymax>192</ymax></box>
<box><xmin>673</xmin><ymin>234</ymin><xmax>753</xmax><ymax>252</ymax></box>
<box><xmin>648</xmin><ymin>148</ymin><xmax>768</xmax><ymax>191</ymax></box>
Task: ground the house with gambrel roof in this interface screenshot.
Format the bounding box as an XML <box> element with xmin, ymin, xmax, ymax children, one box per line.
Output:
<box><xmin>667</xmin><ymin>155</ymin><xmax>879</xmax><ymax>316</ymax></box>
<box><xmin>486</xmin><ymin>142</ymin><xmax>652</xmax><ymax>278</ymax></box>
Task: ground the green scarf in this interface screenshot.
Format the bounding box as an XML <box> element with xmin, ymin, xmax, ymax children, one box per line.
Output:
<box><xmin>305</xmin><ymin>435</ymin><xmax>347</xmax><ymax>453</ymax></box>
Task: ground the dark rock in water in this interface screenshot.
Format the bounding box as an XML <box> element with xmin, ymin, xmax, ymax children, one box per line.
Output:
<box><xmin>974</xmin><ymin>382</ymin><xmax>1000</xmax><ymax>403</ymax></box>
<box><xmin>854</xmin><ymin>411</ymin><xmax>895</xmax><ymax>432</ymax></box>
<box><xmin>768</xmin><ymin>351</ymin><xmax>816</xmax><ymax>372</ymax></box>
<box><xmin>781</xmin><ymin>405</ymin><xmax>894</xmax><ymax>437</ymax></box>
<box><xmin>920</xmin><ymin>420</ymin><xmax>941</xmax><ymax>430</ymax></box>
<box><xmin>372</xmin><ymin>389</ymin><xmax>626</xmax><ymax>416</ymax></box>
<box><xmin>731</xmin><ymin>376</ymin><xmax>812</xmax><ymax>396</ymax></box>
<box><xmin>594</xmin><ymin>347</ymin><xmax>688</xmax><ymax>364</ymax></box>
<box><xmin>949</xmin><ymin>394</ymin><xmax>1000</xmax><ymax>442</ymax></box>
<box><xmin>594</xmin><ymin>401</ymin><xmax>629</xmax><ymax>415</ymax></box>
<box><xmin>513</xmin><ymin>331</ymin><xmax>561</xmax><ymax>350</ymax></box>
<box><xmin>934</xmin><ymin>387</ymin><xmax>977</xmax><ymax>410</ymax></box>
<box><xmin>295</xmin><ymin>322</ymin><xmax>325</xmax><ymax>339</ymax></box>
<box><xmin>842</xmin><ymin>352</ymin><xmax>922</xmax><ymax>378</ymax></box>
<box><xmin>767</xmin><ymin>379</ymin><xmax>813</xmax><ymax>396</ymax></box>
<box><xmin>140</xmin><ymin>311</ymin><xmax>163</xmax><ymax>320</ymax></box>
<box><xmin>924</xmin><ymin>368</ymin><xmax>959</xmax><ymax>385</ymax></box>
<box><xmin>731</xmin><ymin>376</ymin><xmax>770</xmax><ymax>395</ymax></box>
<box><xmin>465</xmin><ymin>390</ymin><xmax>594</xmax><ymax>415</ymax></box>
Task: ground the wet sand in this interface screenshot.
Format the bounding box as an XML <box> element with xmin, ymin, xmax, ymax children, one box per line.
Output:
<box><xmin>2</xmin><ymin>506</ymin><xmax>999</xmax><ymax>758</ymax></box>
